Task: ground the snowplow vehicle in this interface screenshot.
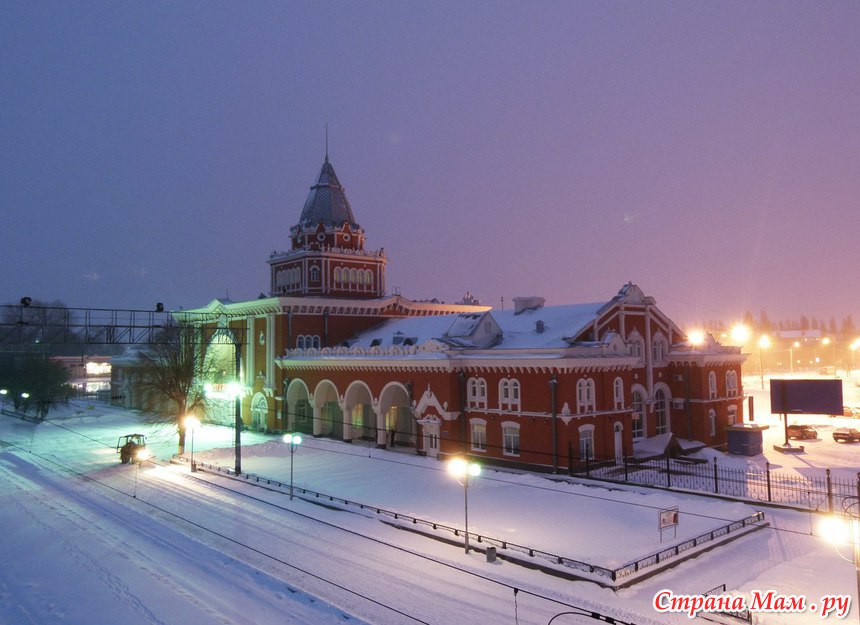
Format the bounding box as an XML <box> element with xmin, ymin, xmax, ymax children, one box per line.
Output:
<box><xmin>117</xmin><ymin>434</ymin><xmax>147</xmax><ymax>464</ymax></box>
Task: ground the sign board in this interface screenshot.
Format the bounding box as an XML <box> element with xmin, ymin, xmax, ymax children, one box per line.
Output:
<box><xmin>659</xmin><ymin>507</ymin><xmax>679</xmax><ymax>530</ymax></box>
<box><xmin>658</xmin><ymin>506</ymin><xmax>679</xmax><ymax>542</ymax></box>
<box><xmin>770</xmin><ymin>379</ymin><xmax>843</xmax><ymax>415</ymax></box>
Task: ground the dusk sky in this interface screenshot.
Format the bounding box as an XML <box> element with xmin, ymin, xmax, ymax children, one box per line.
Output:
<box><xmin>2</xmin><ymin>1</ymin><xmax>858</xmax><ymax>327</ymax></box>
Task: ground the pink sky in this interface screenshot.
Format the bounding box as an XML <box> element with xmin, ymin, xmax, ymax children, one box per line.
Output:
<box><xmin>2</xmin><ymin>1</ymin><xmax>858</xmax><ymax>326</ymax></box>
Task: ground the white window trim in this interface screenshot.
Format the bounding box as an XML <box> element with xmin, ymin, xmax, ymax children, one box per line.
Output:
<box><xmin>501</xmin><ymin>420</ymin><xmax>520</xmax><ymax>457</ymax></box>
<box><xmin>613</xmin><ymin>377</ymin><xmax>624</xmax><ymax>410</ymax></box>
<box><xmin>470</xmin><ymin>418</ymin><xmax>487</xmax><ymax>452</ymax></box>
<box><xmin>578</xmin><ymin>424</ymin><xmax>595</xmax><ymax>461</ymax></box>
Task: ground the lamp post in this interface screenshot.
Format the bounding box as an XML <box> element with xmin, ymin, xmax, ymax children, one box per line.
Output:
<box><xmin>283</xmin><ymin>433</ymin><xmax>302</xmax><ymax>500</ymax></box>
<box><xmin>757</xmin><ymin>335</ymin><xmax>771</xmax><ymax>390</ymax></box>
<box><xmin>0</xmin><ymin>389</ymin><xmax>7</xmax><ymax>413</ymax></box>
<box><xmin>790</xmin><ymin>341</ymin><xmax>800</xmax><ymax>374</ymax></box>
<box><xmin>184</xmin><ymin>416</ymin><xmax>200</xmax><ymax>472</ymax></box>
<box><xmin>447</xmin><ymin>457</ymin><xmax>481</xmax><ymax>554</ymax></box>
<box><xmin>20</xmin><ymin>392</ymin><xmax>29</xmax><ymax>418</ymax></box>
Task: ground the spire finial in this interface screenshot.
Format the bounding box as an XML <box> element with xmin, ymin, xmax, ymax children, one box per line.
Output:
<box><xmin>325</xmin><ymin>122</ymin><xmax>329</xmax><ymax>162</ymax></box>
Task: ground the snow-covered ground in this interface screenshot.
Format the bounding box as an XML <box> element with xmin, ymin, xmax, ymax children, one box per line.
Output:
<box><xmin>0</xmin><ymin>386</ymin><xmax>857</xmax><ymax>624</ymax></box>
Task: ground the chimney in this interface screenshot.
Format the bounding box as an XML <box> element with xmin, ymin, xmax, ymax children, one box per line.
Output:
<box><xmin>513</xmin><ymin>296</ymin><xmax>545</xmax><ymax>315</ymax></box>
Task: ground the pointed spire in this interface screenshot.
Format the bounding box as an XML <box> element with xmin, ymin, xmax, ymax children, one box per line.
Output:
<box><xmin>325</xmin><ymin>122</ymin><xmax>329</xmax><ymax>163</ymax></box>
<box><xmin>294</xmin><ymin>154</ymin><xmax>358</xmax><ymax>231</ymax></box>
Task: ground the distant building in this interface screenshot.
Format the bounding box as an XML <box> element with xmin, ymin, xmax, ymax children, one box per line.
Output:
<box><xmin>53</xmin><ymin>355</ymin><xmax>112</xmax><ymax>397</ymax></box>
<box><xmin>180</xmin><ymin>155</ymin><xmax>747</xmax><ymax>470</ymax></box>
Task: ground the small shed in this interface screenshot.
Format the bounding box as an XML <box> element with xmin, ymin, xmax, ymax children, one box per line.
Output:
<box><xmin>726</xmin><ymin>423</ymin><xmax>769</xmax><ymax>456</ymax></box>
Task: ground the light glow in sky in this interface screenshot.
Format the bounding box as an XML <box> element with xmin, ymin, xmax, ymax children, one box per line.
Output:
<box><xmin>1</xmin><ymin>2</ymin><xmax>858</xmax><ymax>325</ymax></box>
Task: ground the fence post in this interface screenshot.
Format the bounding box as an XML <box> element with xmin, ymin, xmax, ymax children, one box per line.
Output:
<box><xmin>665</xmin><ymin>455</ymin><xmax>671</xmax><ymax>488</ymax></box>
<box><xmin>585</xmin><ymin>447</ymin><xmax>590</xmax><ymax>476</ymax></box>
<box><xmin>766</xmin><ymin>461</ymin><xmax>772</xmax><ymax>502</ymax></box>
<box><xmin>713</xmin><ymin>457</ymin><xmax>719</xmax><ymax>494</ymax></box>
<box><xmin>826</xmin><ymin>468</ymin><xmax>833</xmax><ymax>513</ymax></box>
<box><xmin>624</xmin><ymin>455</ymin><xmax>629</xmax><ymax>482</ymax></box>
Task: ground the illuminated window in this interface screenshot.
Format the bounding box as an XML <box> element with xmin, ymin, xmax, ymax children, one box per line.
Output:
<box><xmin>708</xmin><ymin>371</ymin><xmax>717</xmax><ymax>399</ymax></box>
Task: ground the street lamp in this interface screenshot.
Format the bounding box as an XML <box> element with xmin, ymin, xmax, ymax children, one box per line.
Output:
<box><xmin>819</xmin><ymin>495</ymin><xmax>860</xmax><ymax>623</ymax></box>
<box><xmin>758</xmin><ymin>335</ymin><xmax>771</xmax><ymax>389</ymax></box>
<box><xmin>283</xmin><ymin>433</ymin><xmax>302</xmax><ymax>500</ymax></box>
<box><xmin>729</xmin><ymin>324</ymin><xmax>750</xmax><ymax>347</ymax></box>
<box><xmin>849</xmin><ymin>339</ymin><xmax>859</xmax><ymax>378</ymax></box>
<box><xmin>0</xmin><ymin>389</ymin><xmax>7</xmax><ymax>413</ymax></box>
<box><xmin>184</xmin><ymin>416</ymin><xmax>200</xmax><ymax>472</ymax></box>
<box><xmin>20</xmin><ymin>392</ymin><xmax>29</xmax><ymax>418</ymax></box>
<box><xmin>447</xmin><ymin>457</ymin><xmax>481</xmax><ymax>554</ymax></box>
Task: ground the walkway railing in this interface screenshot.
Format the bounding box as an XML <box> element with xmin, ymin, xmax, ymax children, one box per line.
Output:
<box><xmin>175</xmin><ymin>455</ymin><xmax>766</xmax><ymax>585</ymax></box>
<box><xmin>579</xmin><ymin>456</ymin><xmax>860</xmax><ymax>512</ymax></box>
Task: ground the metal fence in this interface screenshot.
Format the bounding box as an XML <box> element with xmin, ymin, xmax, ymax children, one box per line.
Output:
<box><xmin>580</xmin><ymin>456</ymin><xmax>859</xmax><ymax>511</ymax></box>
<box><xmin>176</xmin><ymin>455</ymin><xmax>766</xmax><ymax>585</ymax></box>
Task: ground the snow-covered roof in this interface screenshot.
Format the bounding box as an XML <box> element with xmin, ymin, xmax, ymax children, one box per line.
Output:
<box><xmin>336</xmin><ymin>300</ymin><xmax>607</xmax><ymax>353</ymax></box>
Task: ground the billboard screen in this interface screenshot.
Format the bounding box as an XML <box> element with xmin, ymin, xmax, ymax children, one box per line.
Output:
<box><xmin>769</xmin><ymin>379</ymin><xmax>843</xmax><ymax>415</ymax></box>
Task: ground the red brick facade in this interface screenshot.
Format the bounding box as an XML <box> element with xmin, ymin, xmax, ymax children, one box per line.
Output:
<box><xmin>182</xmin><ymin>157</ymin><xmax>747</xmax><ymax>471</ymax></box>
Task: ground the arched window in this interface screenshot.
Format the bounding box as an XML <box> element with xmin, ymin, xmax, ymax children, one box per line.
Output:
<box><xmin>726</xmin><ymin>370</ymin><xmax>739</xmax><ymax>397</ymax></box>
<box><xmin>629</xmin><ymin>331</ymin><xmax>645</xmax><ymax>360</ymax></box>
<box><xmin>708</xmin><ymin>371</ymin><xmax>717</xmax><ymax>399</ymax></box>
<box><xmin>709</xmin><ymin>409</ymin><xmax>717</xmax><ymax>437</ymax></box>
<box><xmin>576</xmin><ymin>378</ymin><xmax>596</xmax><ymax>413</ymax></box>
<box><xmin>309</xmin><ymin>266</ymin><xmax>320</xmax><ymax>282</ymax></box>
<box><xmin>349</xmin><ymin>268</ymin><xmax>357</xmax><ymax>284</ymax></box>
<box><xmin>364</xmin><ymin>269</ymin><xmax>373</xmax><ymax>287</ymax></box>
<box><xmin>613</xmin><ymin>377</ymin><xmax>624</xmax><ymax>410</ymax></box>
<box><xmin>467</xmin><ymin>377</ymin><xmax>487</xmax><ymax>409</ymax></box>
<box><xmin>632</xmin><ymin>390</ymin><xmax>645</xmax><ymax>439</ymax></box>
<box><xmin>499</xmin><ymin>379</ymin><xmax>521</xmax><ymax>412</ymax></box>
<box><xmin>296</xmin><ymin>335</ymin><xmax>321</xmax><ymax>350</ymax></box>
<box><xmin>334</xmin><ymin>267</ymin><xmax>342</xmax><ymax>283</ymax></box>
<box><xmin>654</xmin><ymin>388</ymin><xmax>669</xmax><ymax>435</ymax></box>
<box><xmin>652</xmin><ymin>333</ymin><xmax>668</xmax><ymax>363</ymax></box>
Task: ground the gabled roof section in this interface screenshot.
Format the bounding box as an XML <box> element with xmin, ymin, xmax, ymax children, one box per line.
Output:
<box><xmin>294</xmin><ymin>156</ymin><xmax>359</xmax><ymax>232</ymax></box>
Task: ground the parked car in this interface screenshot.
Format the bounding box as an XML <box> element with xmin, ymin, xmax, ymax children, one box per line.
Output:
<box><xmin>832</xmin><ymin>428</ymin><xmax>860</xmax><ymax>443</ymax></box>
<box><xmin>787</xmin><ymin>424</ymin><xmax>818</xmax><ymax>440</ymax></box>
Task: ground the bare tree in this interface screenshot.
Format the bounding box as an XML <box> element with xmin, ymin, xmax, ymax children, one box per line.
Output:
<box><xmin>135</xmin><ymin>326</ymin><xmax>215</xmax><ymax>454</ymax></box>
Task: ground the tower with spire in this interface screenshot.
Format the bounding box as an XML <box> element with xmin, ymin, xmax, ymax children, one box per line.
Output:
<box><xmin>268</xmin><ymin>156</ymin><xmax>387</xmax><ymax>298</ymax></box>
